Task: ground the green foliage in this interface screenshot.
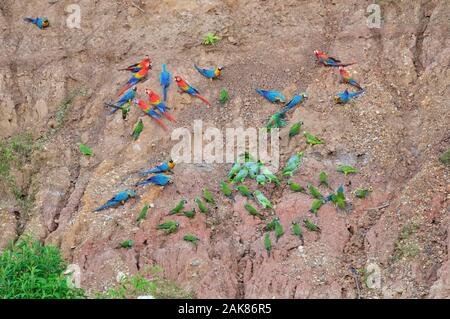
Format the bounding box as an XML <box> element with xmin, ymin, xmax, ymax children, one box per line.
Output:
<box><xmin>0</xmin><ymin>236</ymin><xmax>85</xmax><ymax>299</ymax></box>
<box><xmin>439</xmin><ymin>149</ymin><xmax>450</xmax><ymax>165</ymax></box>
<box><xmin>219</xmin><ymin>88</ymin><xmax>229</xmax><ymax>104</ymax></box>
<box><xmin>203</xmin><ymin>32</ymin><xmax>220</xmax><ymax>45</ymax></box>
<box><xmin>97</xmin><ymin>266</ymin><xmax>193</xmax><ymax>299</ymax></box>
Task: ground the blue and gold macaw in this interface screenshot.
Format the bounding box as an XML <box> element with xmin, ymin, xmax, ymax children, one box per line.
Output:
<box><xmin>194</xmin><ymin>64</ymin><xmax>223</xmax><ymax>81</ymax></box>
<box><xmin>93</xmin><ymin>189</ymin><xmax>136</xmax><ymax>212</ymax></box>
<box><xmin>140</xmin><ymin>160</ymin><xmax>175</xmax><ymax>176</ymax></box>
<box><xmin>160</xmin><ymin>64</ymin><xmax>171</xmax><ymax>101</ymax></box>
<box><xmin>24</xmin><ymin>17</ymin><xmax>49</xmax><ymax>29</ymax></box>
<box><xmin>279</xmin><ymin>93</ymin><xmax>308</xmax><ymax>114</ymax></box>
<box><xmin>135</xmin><ymin>174</ymin><xmax>172</xmax><ymax>187</ymax></box>
<box><xmin>256</xmin><ymin>89</ymin><xmax>286</xmax><ymax>103</ymax></box>
<box><xmin>334</xmin><ymin>89</ymin><xmax>365</xmax><ymax>104</ymax></box>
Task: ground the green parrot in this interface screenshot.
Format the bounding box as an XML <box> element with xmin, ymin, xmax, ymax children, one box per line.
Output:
<box><xmin>236</xmin><ymin>185</ymin><xmax>253</xmax><ymax>198</ymax></box>
<box><xmin>274</xmin><ymin>221</ymin><xmax>284</xmax><ymax>242</ymax></box>
<box><xmin>264</xmin><ymin>233</ymin><xmax>272</xmax><ymax>257</ymax></box>
<box><xmin>169</xmin><ymin>199</ymin><xmax>188</xmax><ymax>215</ymax></box>
<box><xmin>308</xmin><ymin>183</ymin><xmax>324</xmax><ymax>201</ymax></box>
<box><xmin>304</xmin><ymin>218</ymin><xmax>320</xmax><ymax>232</ymax></box>
<box><xmin>256</xmin><ymin>174</ymin><xmax>267</xmax><ymax>186</ymax></box>
<box><xmin>157</xmin><ymin>220</ymin><xmax>180</xmax><ymax>234</ymax></box>
<box><xmin>254</xmin><ymin>190</ymin><xmax>273</xmax><ymax>209</ymax></box>
<box><xmin>227</xmin><ymin>162</ymin><xmax>242</xmax><ymax>180</ymax></box>
<box><xmin>119</xmin><ymin>239</ymin><xmax>134</xmax><ymax>249</ymax></box>
<box><xmin>202</xmin><ymin>188</ymin><xmax>216</xmax><ymax>205</ymax></box>
<box><xmin>239</xmin><ymin>152</ymin><xmax>255</xmax><ymax>162</ymax></box>
<box><xmin>291</xmin><ymin>222</ymin><xmax>303</xmax><ymax>239</ymax></box>
<box><xmin>304</xmin><ymin>131</ymin><xmax>323</xmax><ymax>145</ymax></box>
<box><xmin>336</xmin><ymin>165</ymin><xmax>358</xmax><ymax>175</ymax></box>
<box><xmin>183</xmin><ymin>234</ymin><xmax>200</xmax><ymax>246</ymax></box>
<box><xmin>220</xmin><ymin>181</ymin><xmax>234</xmax><ymax>200</ymax></box>
<box><xmin>327</xmin><ymin>185</ymin><xmax>347</xmax><ymax>209</ymax></box>
<box><xmin>132</xmin><ymin>119</ymin><xmax>144</xmax><ymax>141</ymax></box>
<box><xmin>121</xmin><ymin>101</ymin><xmax>131</xmax><ymax>120</ymax></box>
<box><xmin>180</xmin><ymin>208</ymin><xmax>196</xmax><ymax>218</ymax></box>
<box><xmin>319</xmin><ymin>171</ymin><xmax>329</xmax><ymax>188</ymax></box>
<box><xmin>232</xmin><ymin>168</ymin><xmax>249</xmax><ymax>184</ymax></box>
<box><xmin>244</xmin><ymin>161</ymin><xmax>262</xmax><ymax>179</ymax></box>
<box><xmin>244</xmin><ymin>202</ymin><xmax>265</xmax><ymax>220</ymax></box>
<box><xmin>309</xmin><ymin>199</ymin><xmax>324</xmax><ymax>215</ymax></box>
<box><xmin>287</xmin><ymin>180</ymin><xmax>306</xmax><ymax>192</ymax></box>
<box><xmin>264</xmin><ymin>217</ymin><xmax>280</xmax><ymax>231</ymax></box>
<box><xmin>266</xmin><ymin>112</ymin><xmax>287</xmax><ymax>131</ymax></box>
<box><xmin>282</xmin><ymin>151</ymin><xmax>304</xmax><ymax>177</ymax></box>
<box><xmin>288</xmin><ymin>121</ymin><xmax>303</xmax><ymax>140</ymax></box>
<box><xmin>136</xmin><ymin>203</ymin><xmax>149</xmax><ymax>223</ymax></box>
<box><xmin>195</xmin><ymin>197</ymin><xmax>209</xmax><ymax>214</ymax></box>
<box><xmin>354</xmin><ymin>187</ymin><xmax>372</xmax><ymax>199</ymax></box>
<box><xmin>260</xmin><ymin>166</ymin><xmax>281</xmax><ymax>185</ymax></box>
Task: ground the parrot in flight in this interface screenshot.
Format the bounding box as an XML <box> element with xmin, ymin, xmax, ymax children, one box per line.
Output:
<box><xmin>133</xmin><ymin>99</ymin><xmax>169</xmax><ymax>131</ymax></box>
<box><xmin>135</xmin><ymin>174</ymin><xmax>172</xmax><ymax>187</ymax></box>
<box><xmin>117</xmin><ymin>65</ymin><xmax>150</xmax><ymax>97</ymax></box>
<box><xmin>334</xmin><ymin>89</ymin><xmax>365</xmax><ymax>104</ymax></box>
<box><xmin>118</xmin><ymin>55</ymin><xmax>152</xmax><ymax>73</ymax></box>
<box><xmin>255</xmin><ymin>89</ymin><xmax>286</xmax><ymax>103</ymax></box>
<box><xmin>105</xmin><ymin>87</ymin><xmax>137</xmax><ymax>114</ymax></box>
<box><xmin>23</xmin><ymin>17</ymin><xmax>49</xmax><ymax>29</ymax></box>
<box><xmin>339</xmin><ymin>67</ymin><xmax>363</xmax><ymax>90</ymax></box>
<box><xmin>175</xmin><ymin>76</ymin><xmax>211</xmax><ymax>107</ymax></box>
<box><xmin>279</xmin><ymin>93</ymin><xmax>308</xmax><ymax>114</ymax></box>
<box><xmin>140</xmin><ymin>160</ymin><xmax>175</xmax><ymax>176</ymax></box>
<box><xmin>145</xmin><ymin>89</ymin><xmax>176</xmax><ymax>122</ymax></box>
<box><xmin>194</xmin><ymin>65</ymin><xmax>224</xmax><ymax>81</ymax></box>
<box><xmin>93</xmin><ymin>189</ymin><xmax>136</xmax><ymax>212</ymax></box>
<box><xmin>314</xmin><ymin>50</ymin><xmax>356</xmax><ymax>67</ymax></box>
<box><xmin>160</xmin><ymin>64</ymin><xmax>170</xmax><ymax>102</ymax></box>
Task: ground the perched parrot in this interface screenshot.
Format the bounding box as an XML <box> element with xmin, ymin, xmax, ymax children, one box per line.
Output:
<box><xmin>145</xmin><ymin>89</ymin><xmax>176</xmax><ymax>122</ymax></box>
<box><xmin>336</xmin><ymin>164</ymin><xmax>358</xmax><ymax>175</ymax></box>
<box><xmin>256</xmin><ymin>174</ymin><xmax>267</xmax><ymax>186</ymax></box>
<box><xmin>264</xmin><ymin>217</ymin><xmax>280</xmax><ymax>231</ymax></box>
<box><xmin>304</xmin><ymin>218</ymin><xmax>320</xmax><ymax>232</ymax></box>
<box><xmin>220</xmin><ymin>181</ymin><xmax>234</xmax><ymax>200</ymax></box>
<box><xmin>254</xmin><ymin>190</ymin><xmax>273</xmax><ymax>209</ymax></box>
<box><xmin>184</xmin><ymin>234</ymin><xmax>200</xmax><ymax>246</ymax></box>
<box><xmin>314</xmin><ymin>50</ymin><xmax>356</xmax><ymax>67</ymax></box>
<box><xmin>195</xmin><ymin>197</ymin><xmax>209</xmax><ymax>214</ymax></box>
<box><xmin>279</xmin><ymin>93</ymin><xmax>308</xmax><ymax>114</ymax></box>
<box><xmin>244</xmin><ymin>203</ymin><xmax>265</xmax><ymax>220</ymax></box>
<box><xmin>255</xmin><ymin>89</ymin><xmax>286</xmax><ymax>103</ymax></box>
<box><xmin>244</xmin><ymin>161</ymin><xmax>262</xmax><ymax>179</ymax></box>
<box><xmin>354</xmin><ymin>187</ymin><xmax>372</xmax><ymax>199</ymax></box>
<box><xmin>194</xmin><ymin>65</ymin><xmax>224</xmax><ymax>81</ymax></box>
<box><xmin>180</xmin><ymin>208</ymin><xmax>196</xmax><ymax>218</ymax></box>
<box><xmin>282</xmin><ymin>151</ymin><xmax>304</xmax><ymax>177</ymax></box>
<box><xmin>309</xmin><ymin>199</ymin><xmax>324</xmax><ymax>215</ymax></box>
<box><xmin>232</xmin><ymin>168</ymin><xmax>249</xmax><ymax>184</ymax></box>
<box><xmin>106</xmin><ymin>87</ymin><xmax>137</xmax><ymax>114</ymax></box>
<box><xmin>264</xmin><ymin>233</ymin><xmax>272</xmax><ymax>257</ymax></box>
<box><xmin>117</xmin><ymin>65</ymin><xmax>150</xmax><ymax>97</ymax></box>
<box><xmin>319</xmin><ymin>171</ymin><xmax>329</xmax><ymax>188</ymax></box>
<box><xmin>175</xmin><ymin>75</ymin><xmax>211</xmax><ymax>107</ymax></box>
<box><xmin>274</xmin><ymin>221</ymin><xmax>284</xmax><ymax>243</ymax></box>
<box><xmin>140</xmin><ymin>160</ymin><xmax>175</xmax><ymax>176</ymax></box>
<box><xmin>131</xmin><ymin>119</ymin><xmax>144</xmax><ymax>141</ymax></box>
<box><xmin>291</xmin><ymin>222</ymin><xmax>304</xmax><ymax>243</ymax></box>
<box><xmin>334</xmin><ymin>89</ymin><xmax>365</xmax><ymax>104</ymax></box>
<box><xmin>338</xmin><ymin>67</ymin><xmax>363</xmax><ymax>90</ymax></box>
<box><xmin>288</xmin><ymin>121</ymin><xmax>303</xmax><ymax>141</ymax></box>
<box><xmin>326</xmin><ymin>185</ymin><xmax>347</xmax><ymax>209</ymax></box>
<box><xmin>23</xmin><ymin>17</ymin><xmax>49</xmax><ymax>29</ymax></box>
<box><xmin>227</xmin><ymin>162</ymin><xmax>242</xmax><ymax>180</ymax></box>
<box><xmin>266</xmin><ymin>112</ymin><xmax>287</xmax><ymax>130</ymax></box>
<box><xmin>304</xmin><ymin>131</ymin><xmax>323</xmax><ymax>145</ymax></box>
<box><xmin>202</xmin><ymin>188</ymin><xmax>216</xmax><ymax>205</ymax></box>
<box><xmin>118</xmin><ymin>55</ymin><xmax>151</xmax><ymax>73</ymax></box>
<box><xmin>157</xmin><ymin>220</ymin><xmax>179</xmax><ymax>234</ymax></box>
<box><xmin>287</xmin><ymin>180</ymin><xmax>305</xmax><ymax>192</ymax></box>
<box><xmin>169</xmin><ymin>199</ymin><xmax>188</xmax><ymax>215</ymax></box>
<box><xmin>93</xmin><ymin>189</ymin><xmax>136</xmax><ymax>212</ymax></box>
<box><xmin>160</xmin><ymin>64</ymin><xmax>170</xmax><ymax>102</ymax></box>
<box><xmin>260</xmin><ymin>166</ymin><xmax>280</xmax><ymax>185</ymax></box>
<box><xmin>136</xmin><ymin>203</ymin><xmax>150</xmax><ymax>223</ymax></box>
<box><xmin>135</xmin><ymin>174</ymin><xmax>172</xmax><ymax>187</ymax></box>
<box><xmin>308</xmin><ymin>183</ymin><xmax>325</xmax><ymax>201</ymax></box>
<box><xmin>236</xmin><ymin>185</ymin><xmax>253</xmax><ymax>198</ymax></box>
<box><xmin>133</xmin><ymin>98</ymin><xmax>169</xmax><ymax>131</ymax></box>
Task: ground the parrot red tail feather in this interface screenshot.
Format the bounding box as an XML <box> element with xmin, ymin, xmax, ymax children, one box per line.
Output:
<box><xmin>153</xmin><ymin>118</ymin><xmax>169</xmax><ymax>131</ymax></box>
<box><xmin>195</xmin><ymin>94</ymin><xmax>211</xmax><ymax>107</ymax></box>
<box><xmin>163</xmin><ymin>112</ymin><xmax>177</xmax><ymax>123</ymax></box>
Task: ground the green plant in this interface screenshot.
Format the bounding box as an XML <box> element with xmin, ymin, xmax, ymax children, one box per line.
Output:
<box><xmin>440</xmin><ymin>149</ymin><xmax>450</xmax><ymax>165</ymax></box>
<box><xmin>78</xmin><ymin>143</ymin><xmax>93</xmax><ymax>156</ymax></box>
<box><xmin>0</xmin><ymin>236</ymin><xmax>86</xmax><ymax>299</ymax></box>
<box><xmin>96</xmin><ymin>266</ymin><xmax>193</xmax><ymax>299</ymax></box>
<box><xmin>203</xmin><ymin>32</ymin><xmax>220</xmax><ymax>45</ymax></box>
<box><xmin>219</xmin><ymin>88</ymin><xmax>229</xmax><ymax>104</ymax></box>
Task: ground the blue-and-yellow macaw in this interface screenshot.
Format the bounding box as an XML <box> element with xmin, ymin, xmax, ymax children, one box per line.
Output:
<box><xmin>93</xmin><ymin>189</ymin><xmax>136</xmax><ymax>212</ymax></box>
<box><xmin>23</xmin><ymin>17</ymin><xmax>49</xmax><ymax>29</ymax></box>
<box><xmin>106</xmin><ymin>86</ymin><xmax>137</xmax><ymax>114</ymax></box>
<box><xmin>279</xmin><ymin>93</ymin><xmax>308</xmax><ymax>114</ymax></box>
<box><xmin>135</xmin><ymin>174</ymin><xmax>172</xmax><ymax>187</ymax></box>
<box><xmin>256</xmin><ymin>89</ymin><xmax>286</xmax><ymax>103</ymax></box>
<box><xmin>140</xmin><ymin>160</ymin><xmax>175</xmax><ymax>176</ymax></box>
<box><xmin>334</xmin><ymin>89</ymin><xmax>365</xmax><ymax>104</ymax></box>
<box><xmin>194</xmin><ymin>64</ymin><xmax>223</xmax><ymax>81</ymax></box>
<box><xmin>160</xmin><ymin>64</ymin><xmax>170</xmax><ymax>101</ymax></box>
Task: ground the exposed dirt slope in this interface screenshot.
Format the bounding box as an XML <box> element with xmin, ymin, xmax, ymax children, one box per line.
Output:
<box><xmin>0</xmin><ymin>0</ymin><xmax>449</xmax><ymax>298</ymax></box>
